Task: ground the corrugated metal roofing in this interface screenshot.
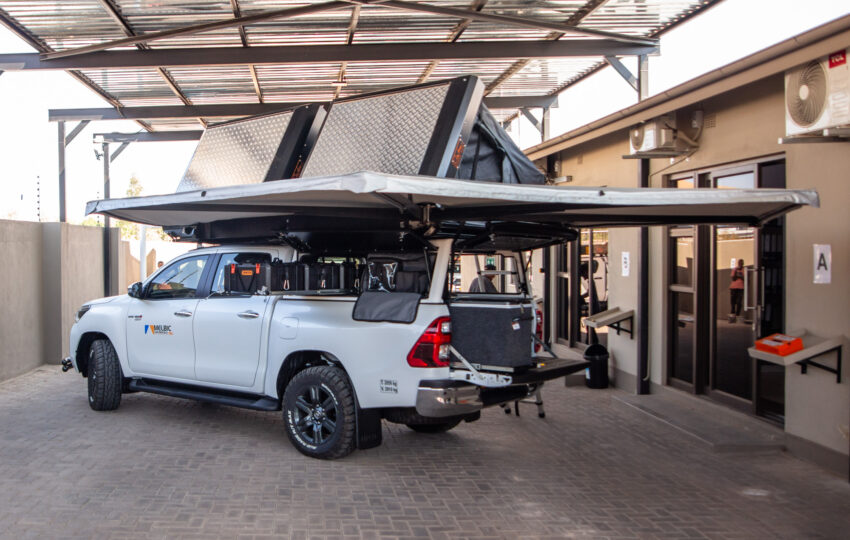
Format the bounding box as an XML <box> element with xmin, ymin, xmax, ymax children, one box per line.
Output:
<box><xmin>0</xmin><ymin>0</ymin><xmax>717</xmax><ymax>131</ymax></box>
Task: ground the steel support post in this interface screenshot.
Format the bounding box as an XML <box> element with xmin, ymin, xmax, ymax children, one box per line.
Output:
<box><xmin>57</xmin><ymin>121</ymin><xmax>66</xmax><ymax>222</ymax></box>
<box><xmin>102</xmin><ymin>142</ymin><xmax>111</xmax><ymax>296</ymax></box>
<box><xmin>542</xmin><ymin>106</ymin><xmax>551</xmax><ymax>142</ymax></box>
<box><xmin>637</xmin><ymin>53</ymin><xmax>650</xmax><ymax>395</ymax></box>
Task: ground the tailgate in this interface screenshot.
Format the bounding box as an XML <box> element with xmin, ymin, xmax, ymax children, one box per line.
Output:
<box><xmin>511</xmin><ymin>357</ymin><xmax>589</xmax><ymax>384</ymax></box>
<box><xmin>450</xmin><ymin>354</ymin><xmax>589</xmax><ymax>388</ymax></box>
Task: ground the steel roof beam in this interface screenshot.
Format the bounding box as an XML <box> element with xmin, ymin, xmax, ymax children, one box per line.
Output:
<box><xmin>357</xmin><ymin>0</ymin><xmax>657</xmax><ymax>47</ymax></box>
<box><xmin>605</xmin><ymin>55</ymin><xmax>638</xmax><ymax>91</ymax></box>
<box><xmin>333</xmin><ymin>5</ymin><xmax>362</xmax><ymax>100</ymax></box>
<box><xmin>94</xmin><ymin>0</ymin><xmax>205</xmax><ymax>127</ymax></box>
<box><xmin>50</xmin><ymin>95</ymin><xmax>558</xmax><ymax>122</ymax></box>
<box><xmin>3</xmin><ymin>40</ymin><xmax>657</xmax><ymax>71</ymax></box>
<box><xmin>0</xmin><ymin>6</ymin><xmax>153</xmax><ymax>132</ymax></box>
<box><xmin>95</xmin><ymin>131</ymin><xmax>203</xmax><ymax>143</ymax></box>
<box><xmin>229</xmin><ymin>0</ymin><xmax>264</xmax><ymax>103</ymax></box>
<box><xmin>41</xmin><ymin>1</ymin><xmax>352</xmax><ymax>60</ymax></box>
<box><xmin>485</xmin><ymin>0</ymin><xmax>607</xmax><ymax>96</ymax></box>
<box><xmin>417</xmin><ymin>0</ymin><xmax>488</xmax><ymax>84</ymax></box>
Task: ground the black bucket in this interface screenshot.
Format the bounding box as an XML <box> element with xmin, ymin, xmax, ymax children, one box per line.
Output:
<box><xmin>583</xmin><ymin>344</ymin><xmax>609</xmax><ymax>389</ymax></box>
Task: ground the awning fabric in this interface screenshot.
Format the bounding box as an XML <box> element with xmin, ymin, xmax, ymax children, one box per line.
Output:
<box><xmin>88</xmin><ymin>171</ymin><xmax>818</xmax><ymax>231</ymax></box>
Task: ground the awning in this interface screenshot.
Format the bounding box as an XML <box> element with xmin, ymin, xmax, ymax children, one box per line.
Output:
<box><xmin>88</xmin><ymin>171</ymin><xmax>818</xmax><ymax>231</ymax></box>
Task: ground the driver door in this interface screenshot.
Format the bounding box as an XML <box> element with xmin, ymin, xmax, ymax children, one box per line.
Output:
<box><xmin>126</xmin><ymin>255</ymin><xmax>210</xmax><ymax>380</ymax></box>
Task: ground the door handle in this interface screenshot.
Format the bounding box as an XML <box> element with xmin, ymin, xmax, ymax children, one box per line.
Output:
<box><xmin>237</xmin><ymin>310</ymin><xmax>260</xmax><ymax>319</ymax></box>
<box><xmin>174</xmin><ymin>310</ymin><xmax>193</xmax><ymax>317</ymax></box>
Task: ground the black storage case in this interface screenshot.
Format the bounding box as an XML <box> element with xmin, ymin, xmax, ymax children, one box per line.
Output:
<box><xmin>308</xmin><ymin>263</ymin><xmax>341</xmax><ymax>290</ymax></box>
<box><xmin>225</xmin><ymin>262</ymin><xmax>271</xmax><ymax>294</ymax></box>
<box><xmin>274</xmin><ymin>261</ymin><xmax>306</xmax><ymax>292</ymax></box>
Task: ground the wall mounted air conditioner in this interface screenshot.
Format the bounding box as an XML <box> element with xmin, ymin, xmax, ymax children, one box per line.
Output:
<box><xmin>625</xmin><ymin>113</ymin><xmax>692</xmax><ymax>158</ymax></box>
<box><xmin>785</xmin><ymin>48</ymin><xmax>850</xmax><ymax>136</ymax></box>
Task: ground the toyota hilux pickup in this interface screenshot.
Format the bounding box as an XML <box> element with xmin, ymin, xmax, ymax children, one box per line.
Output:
<box><xmin>68</xmin><ymin>169</ymin><xmax>818</xmax><ymax>459</ymax></box>
<box><xmin>66</xmin><ymin>237</ymin><xmax>584</xmax><ymax>459</ymax></box>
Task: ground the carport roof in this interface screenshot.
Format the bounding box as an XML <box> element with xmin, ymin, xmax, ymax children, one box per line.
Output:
<box><xmin>0</xmin><ymin>1</ymin><xmax>718</xmax><ymax>131</ymax></box>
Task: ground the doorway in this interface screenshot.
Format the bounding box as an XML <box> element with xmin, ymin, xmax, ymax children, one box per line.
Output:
<box><xmin>667</xmin><ymin>158</ymin><xmax>786</xmax><ymax>421</ymax></box>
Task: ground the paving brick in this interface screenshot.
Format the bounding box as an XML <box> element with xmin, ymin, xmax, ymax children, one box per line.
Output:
<box><xmin>0</xmin><ymin>366</ymin><xmax>848</xmax><ymax>539</ymax></box>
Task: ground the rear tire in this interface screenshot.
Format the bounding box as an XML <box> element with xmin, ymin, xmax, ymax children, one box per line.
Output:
<box><xmin>406</xmin><ymin>419</ymin><xmax>461</xmax><ymax>433</ymax></box>
<box><xmin>87</xmin><ymin>339</ymin><xmax>122</xmax><ymax>411</ymax></box>
<box><xmin>282</xmin><ymin>366</ymin><xmax>356</xmax><ymax>459</ymax></box>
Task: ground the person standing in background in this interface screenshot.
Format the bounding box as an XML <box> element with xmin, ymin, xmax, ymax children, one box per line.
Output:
<box><xmin>729</xmin><ymin>259</ymin><xmax>745</xmax><ymax>323</ymax></box>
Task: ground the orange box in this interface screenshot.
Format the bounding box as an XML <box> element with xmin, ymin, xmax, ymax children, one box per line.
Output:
<box><xmin>754</xmin><ymin>333</ymin><xmax>804</xmax><ymax>356</ymax></box>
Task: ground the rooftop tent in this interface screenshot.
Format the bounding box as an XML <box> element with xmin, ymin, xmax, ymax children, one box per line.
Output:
<box><xmin>176</xmin><ymin>104</ymin><xmax>325</xmax><ymax>192</ymax></box>
<box><xmin>172</xmin><ymin>76</ymin><xmax>542</xmax><ymax>191</ymax></box>
<box><xmin>458</xmin><ymin>106</ymin><xmax>545</xmax><ymax>185</ymax></box>
<box><xmin>299</xmin><ymin>76</ymin><xmax>482</xmax><ymax>179</ymax></box>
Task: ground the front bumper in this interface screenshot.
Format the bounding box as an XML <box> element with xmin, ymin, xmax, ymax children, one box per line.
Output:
<box><xmin>415</xmin><ymin>356</ymin><xmax>589</xmax><ymax>418</ymax></box>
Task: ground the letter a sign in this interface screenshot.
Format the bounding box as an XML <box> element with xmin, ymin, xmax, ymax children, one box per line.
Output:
<box><xmin>813</xmin><ymin>244</ymin><xmax>831</xmax><ymax>284</ymax></box>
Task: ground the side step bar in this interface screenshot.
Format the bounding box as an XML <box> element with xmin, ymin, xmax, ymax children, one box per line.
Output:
<box><xmin>128</xmin><ymin>379</ymin><xmax>280</xmax><ymax>412</ymax></box>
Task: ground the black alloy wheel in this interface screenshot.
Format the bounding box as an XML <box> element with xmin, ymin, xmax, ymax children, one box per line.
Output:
<box><xmin>292</xmin><ymin>384</ymin><xmax>338</xmax><ymax>446</ymax></box>
<box><xmin>282</xmin><ymin>365</ymin><xmax>356</xmax><ymax>459</ymax></box>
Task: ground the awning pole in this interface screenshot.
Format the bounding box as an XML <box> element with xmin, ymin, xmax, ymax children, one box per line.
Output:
<box><xmin>637</xmin><ymin>54</ymin><xmax>650</xmax><ymax>395</ymax></box>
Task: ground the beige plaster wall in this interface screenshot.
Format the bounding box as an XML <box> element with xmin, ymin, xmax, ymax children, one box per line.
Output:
<box><xmin>1</xmin><ymin>221</ymin><xmax>120</xmax><ymax>382</ymax></box>
<box><xmin>784</xmin><ymin>143</ymin><xmax>850</xmax><ymax>455</ymax></box>
<box><xmin>0</xmin><ymin>220</ymin><xmax>45</xmax><ymax>381</ymax></box>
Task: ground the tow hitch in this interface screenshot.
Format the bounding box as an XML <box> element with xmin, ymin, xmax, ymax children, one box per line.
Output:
<box><xmin>61</xmin><ymin>357</ymin><xmax>73</xmax><ymax>372</ymax></box>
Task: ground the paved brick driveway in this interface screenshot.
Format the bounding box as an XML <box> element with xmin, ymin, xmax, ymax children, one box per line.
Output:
<box><xmin>1</xmin><ymin>366</ymin><xmax>848</xmax><ymax>539</ymax></box>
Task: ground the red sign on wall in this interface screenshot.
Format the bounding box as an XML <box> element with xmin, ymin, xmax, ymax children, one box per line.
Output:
<box><xmin>828</xmin><ymin>49</ymin><xmax>846</xmax><ymax>69</ymax></box>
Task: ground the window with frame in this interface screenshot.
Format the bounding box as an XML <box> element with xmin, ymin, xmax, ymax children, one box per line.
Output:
<box><xmin>147</xmin><ymin>255</ymin><xmax>208</xmax><ymax>299</ymax></box>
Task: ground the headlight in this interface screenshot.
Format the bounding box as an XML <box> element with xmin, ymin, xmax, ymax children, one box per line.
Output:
<box><xmin>75</xmin><ymin>305</ymin><xmax>91</xmax><ymax>322</ymax></box>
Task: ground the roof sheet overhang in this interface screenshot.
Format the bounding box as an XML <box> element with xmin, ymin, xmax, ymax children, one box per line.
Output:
<box><xmin>87</xmin><ymin>171</ymin><xmax>819</xmax><ymax>230</ymax></box>
<box><xmin>0</xmin><ymin>1</ymin><xmax>719</xmax><ymax>130</ymax></box>
<box><xmin>525</xmin><ymin>13</ymin><xmax>850</xmax><ymax>160</ymax></box>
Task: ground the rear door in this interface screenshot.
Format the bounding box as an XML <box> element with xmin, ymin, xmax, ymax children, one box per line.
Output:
<box><xmin>126</xmin><ymin>254</ymin><xmax>210</xmax><ymax>380</ymax></box>
<box><xmin>193</xmin><ymin>252</ymin><xmax>273</xmax><ymax>388</ymax></box>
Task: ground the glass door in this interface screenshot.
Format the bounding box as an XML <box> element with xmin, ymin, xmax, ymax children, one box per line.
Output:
<box><xmin>710</xmin><ymin>170</ymin><xmax>758</xmax><ymax>406</ymax></box>
<box><xmin>666</xmin><ymin>159</ymin><xmax>786</xmax><ymax>421</ymax></box>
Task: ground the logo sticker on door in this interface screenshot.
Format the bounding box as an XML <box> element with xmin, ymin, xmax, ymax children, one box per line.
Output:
<box><xmin>144</xmin><ymin>324</ymin><xmax>173</xmax><ymax>335</ymax></box>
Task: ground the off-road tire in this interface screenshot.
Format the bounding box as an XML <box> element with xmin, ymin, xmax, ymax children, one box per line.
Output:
<box><xmin>87</xmin><ymin>339</ymin><xmax>122</xmax><ymax>411</ymax></box>
<box><xmin>406</xmin><ymin>419</ymin><xmax>462</xmax><ymax>433</ymax></box>
<box><xmin>282</xmin><ymin>366</ymin><xmax>356</xmax><ymax>459</ymax></box>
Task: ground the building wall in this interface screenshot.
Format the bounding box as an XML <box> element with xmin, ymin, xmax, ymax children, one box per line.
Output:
<box><xmin>784</xmin><ymin>143</ymin><xmax>850</xmax><ymax>456</ymax></box>
<box><xmin>1</xmin><ymin>220</ymin><xmax>121</xmax><ymax>383</ymax></box>
<box><xmin>549</xmin><ymin>74</ymin><xmax>849</xmax><ymax>464</ymax></box>
<box><xmin>0</xmin><ymin>220</ymin><xmax>45</xmax><ymax>382</ymax></box>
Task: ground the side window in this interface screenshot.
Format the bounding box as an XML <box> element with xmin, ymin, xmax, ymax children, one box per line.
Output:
<box><xmin>211</xmin><ymin>252</ymin><xmax>272</xmax><ymax>294</ymax></box>
<box><xmin>147</xmin><ymin>256</ymin><xmax>208</xmax><ymax>300</ymax></box>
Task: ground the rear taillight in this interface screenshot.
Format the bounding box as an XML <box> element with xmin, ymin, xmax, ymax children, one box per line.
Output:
<box><xmin>534</xmin><ymin>309</ymin><xmax>544</xmax><ymax>353</ymax></box>
<box><xmin>407</xmin><ymin>317</ymin><xmax>452</xmax><ymax>368</ymax></box>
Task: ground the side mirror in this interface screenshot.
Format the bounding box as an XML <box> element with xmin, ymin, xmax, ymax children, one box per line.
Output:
<box><xmin>128</xmin><ymin>282</ymin><xmax>144</xmax><ymax>299</ymax></box>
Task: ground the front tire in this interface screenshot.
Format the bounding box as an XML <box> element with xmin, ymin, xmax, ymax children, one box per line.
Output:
<box><xmin>87</xmin><ymin>339</ymin><xmax>122</xmax><ymax>411</ymax></box>
<box><xmin>282</xmin><ymin>366</ymin><xmax>356</xmax><ymax>459</ymax></box>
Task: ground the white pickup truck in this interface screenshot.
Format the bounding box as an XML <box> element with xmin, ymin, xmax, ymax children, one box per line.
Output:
<box><xmin>65</xmin><ymin>238</ymin><xmax>585</xmax><ymax>459</ymax></box>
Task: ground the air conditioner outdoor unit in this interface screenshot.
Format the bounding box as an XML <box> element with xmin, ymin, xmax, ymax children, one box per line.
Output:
<box><xmin>785</xmin><ymin>48</ymin><xmax>850</xmax><ymax>136</ymax></box>
<box><xmin>626</xmin><ymin>114</ymin><xmax>691</xmax><ymax>158</ymax></box>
